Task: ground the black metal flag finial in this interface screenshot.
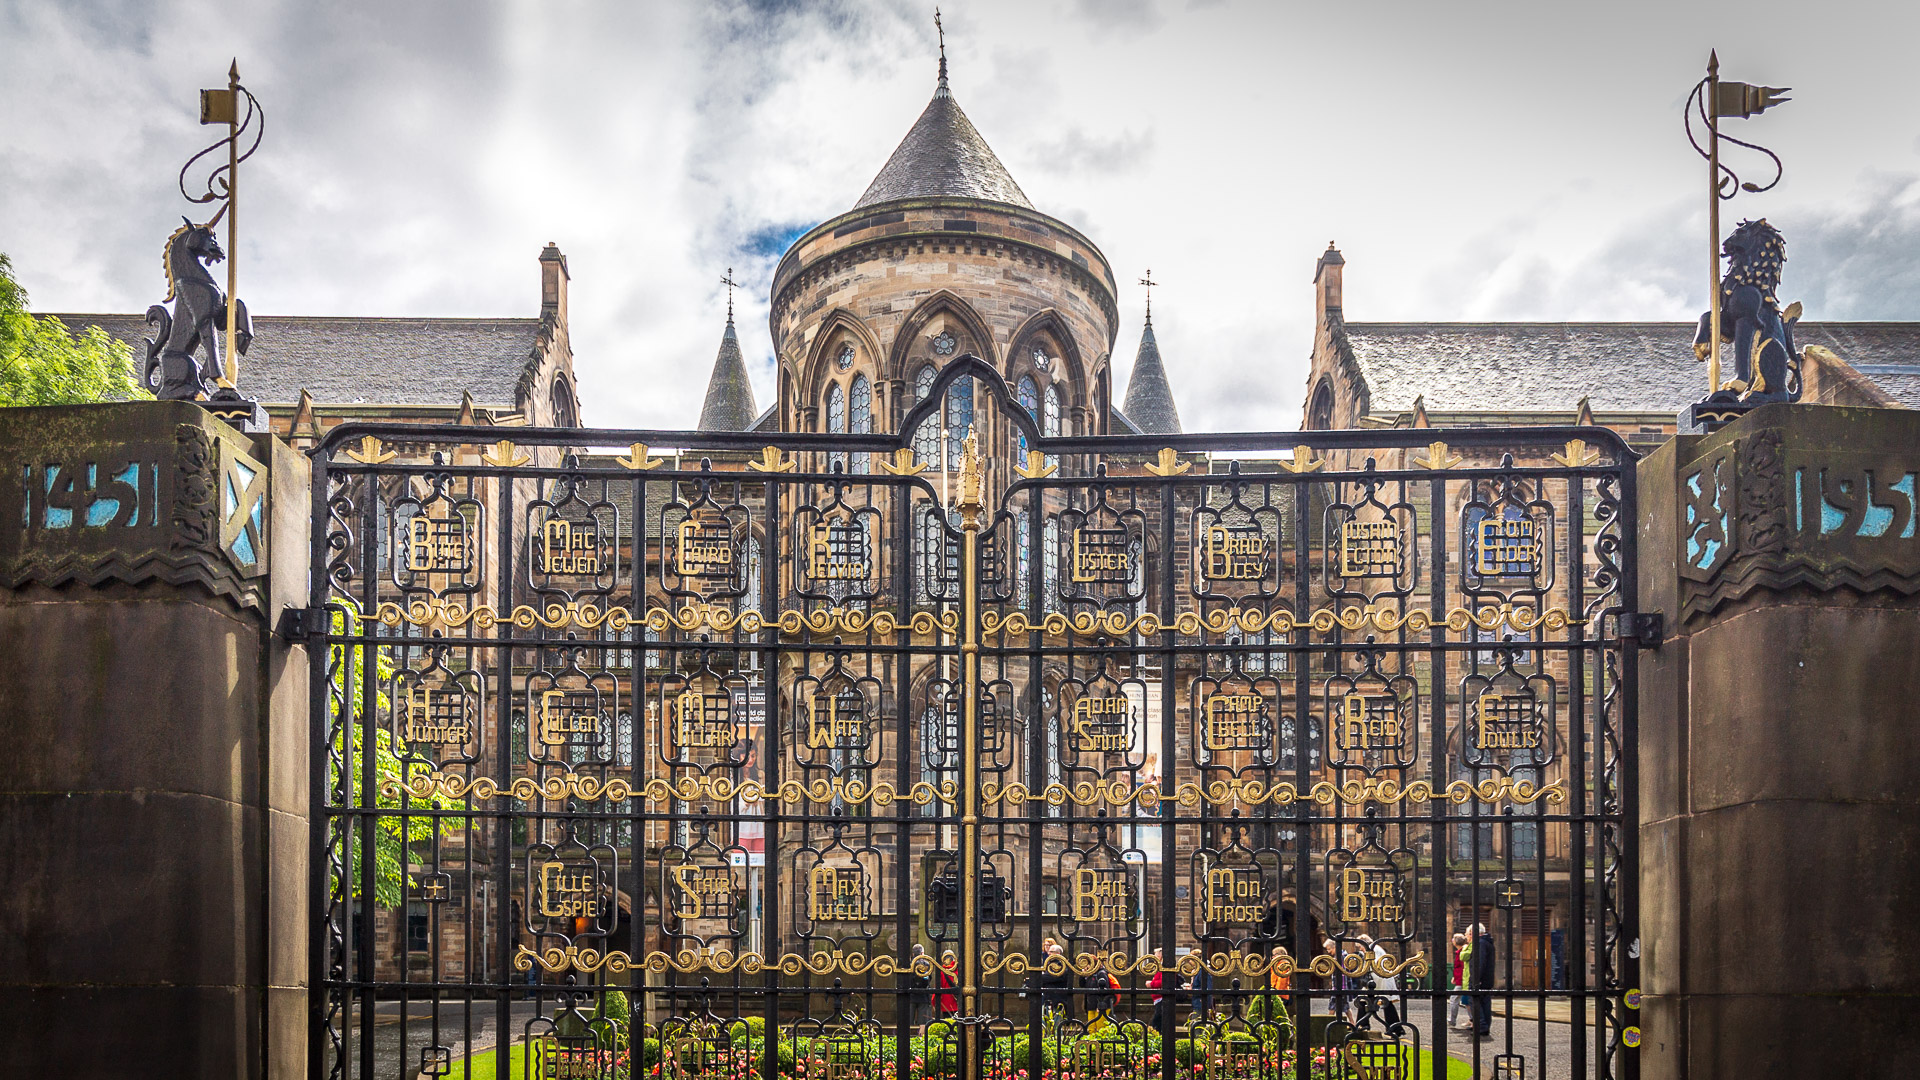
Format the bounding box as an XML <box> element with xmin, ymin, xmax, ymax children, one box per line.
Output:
<box><xmin>1139</xmin><ymin>269</ymin><xmax>1157</xmax><ymax>324</ymax></box>
<box><xmin>720</xmin><ymin>267</ymin><xmax>738</xmax><ymax>324</ymax></box>
<box><xmin>935</xmin><ymin>8</ymin><xmax>947</xmax><ymax>88</ymax></box>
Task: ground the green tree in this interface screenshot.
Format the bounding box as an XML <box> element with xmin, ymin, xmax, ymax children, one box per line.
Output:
<box><xmin>329</xmin><ymin>603</ymin><xmax>466</xmax><ymax>909</ymax></box>
<box><xmin>0</xmin><ymin>252</ymin><xmax>150</xmax><ymax>406</ymax></box>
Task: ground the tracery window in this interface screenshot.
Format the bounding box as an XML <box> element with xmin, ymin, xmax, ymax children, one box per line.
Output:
<box><xmin>849</xmin><ymin>374</ymin><xmax>872</xmax><ymax>474</ymax></box>
<box><xmin>1016</xmin><ymin>375</ymin><xmax>1039</xmax><ymax>461</ymax></box>
<box><xmin>944</xmin><ymin>375</ymin><xmax>974</xmax><ymax>470</ymax></box>
<box><xmin>914</xmin><ymin>366</ymin><xmax>939</xmax><ymax>467</ymax></box>
<box><xmin>1042</xmin><ymin>518</ymin><xmax>1060</xmax><ymax>599</ymax></box>
<box><xmin>1014</xmin><ymin>510</ymin><xmax>1031</xmax><ymax>597</ymax></box>
<box><xmin>826</xmin><ymin>382</ymin><xmax>846</xmax><ymax>471</ymax></box>
<box><xmin>1043</xmin><ymin>384</ymin><xmax>1063</xmax><ymax>468</ymax></box>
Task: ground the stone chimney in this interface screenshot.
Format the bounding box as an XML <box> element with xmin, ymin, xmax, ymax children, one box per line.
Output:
<box><xmin>1315</xmin><ymin>242</ymin><xmax>1345</xmax><ymax>326</ymax></box>
<box><xmin>540</xmin><ymin>243</ymin><xmax>569</xmax><ymax>325</ymax></box>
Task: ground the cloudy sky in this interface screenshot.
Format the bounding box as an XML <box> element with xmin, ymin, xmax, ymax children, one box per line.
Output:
<box><xmin>6</xmin><ymin>0</ymin><xmax>1920</xmax><ymax>430</ymax></box>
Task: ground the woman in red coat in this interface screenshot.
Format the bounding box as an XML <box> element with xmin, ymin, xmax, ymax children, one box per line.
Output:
<box><xmin>935</xmin><ymin>952</ymin><xmax>960</xmax><ymax>1017</ymax></box>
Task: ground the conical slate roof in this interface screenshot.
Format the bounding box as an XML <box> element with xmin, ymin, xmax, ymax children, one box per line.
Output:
<box><xmin>854</xmin><ymin>76</ymin><xmax>1031</xmax><ymax>210</ymax></box>
<box><xmin>1121</xmin><ymin>320</ymin><xmax>1182</xmax><ymax>434</ymax></box>
<box><xmin>697</xmin><ymin>320</ymin><xmax>759</xmax><ymax>431</ymax></box>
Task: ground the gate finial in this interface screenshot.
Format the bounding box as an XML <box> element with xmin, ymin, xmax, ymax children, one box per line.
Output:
<box><xmin>956</xmin><ymin>432</ymin><xmax>984</xmax><ymax>525</ymax></box>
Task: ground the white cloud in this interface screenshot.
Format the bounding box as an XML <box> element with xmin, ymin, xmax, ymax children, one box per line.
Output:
<box><xmin>5</xmin><ymin>0</ymin><xmax>1920</xmax><ymax>433</ymax></box>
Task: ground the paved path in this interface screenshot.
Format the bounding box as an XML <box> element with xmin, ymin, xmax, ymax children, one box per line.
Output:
<box><xmin>338</xmin><ymin>999</ymin><xmax>542</xmax><ymax>1080</ymax></box>
<box><xmin>1411</xmin><ymin>1000</ymin><xmax>1600</xmax><ymax>1079</ymax></box>
<box><xmin>1297</xmin><ymin>999</ymin><xmax>1601</xmax><ymax>1079</ymax></box>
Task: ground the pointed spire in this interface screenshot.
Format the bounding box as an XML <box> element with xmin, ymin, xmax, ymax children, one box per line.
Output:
<box><xmin>456</xmin><ymin>390</ymin><xmax>480</xmax><ymax>428</ymax></box>
<box><xmin>697</xmin><ymin>318</ymin><xmax>759</xmax><ymax>431</ymax></box>
<box><xmin>290</xmin><ymin>389</ymin><xmax>320</xmax><ymax>448</ymax></box>
<box><xmin>1411</xmin><ymin>395</ymin><xmax>1430</xmax><ymax>429</ymax></box>
<box><xmin>852</xmin><ymin>18</ymin><xmax>1030</xmax><ymax>211</ymax></box>
<box><xmin>1122</xmin><ymin>319</ymin><xmax>1182</xmax><ymax>435</ymax></box>
<box><xmin>1576</xmin><ymin>396</ymin><xmax>1595</xmax><ymax>427</ymax></box>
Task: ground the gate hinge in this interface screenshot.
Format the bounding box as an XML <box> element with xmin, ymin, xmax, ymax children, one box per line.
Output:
<box><xmin>276</xmin><ymin>606</ymin><xmax>318</xmax><ymax>643</ymax></box>
<box><xmin>1622</xmin><ymin>611</ymin><xmax>1665</xmax><ymax>649</ymax></box>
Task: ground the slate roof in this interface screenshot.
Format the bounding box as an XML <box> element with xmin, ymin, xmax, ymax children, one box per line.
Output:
<box><xmin>697</xmin><ymin>320</ymin><xmax>759</xmax><ymax>431</ymax></box>
<box><xmin>853</xmin><ymin>78</ymin><xmax>1031</xmax><ymax>211</ymax></box>
<box><xmin>1121</xmin><ymin>320</ymin><xmax>1181</xmax><ymax>434</ymax></box>
<box><xmin>43</xmin><ymin>312</ymin><xmax>542</xmax><ymax>408</ymax></box>
<box><xmin>1340</xmin><ymin>321</ymin><xmax>1920</xmax><ymax>414</ymax></box>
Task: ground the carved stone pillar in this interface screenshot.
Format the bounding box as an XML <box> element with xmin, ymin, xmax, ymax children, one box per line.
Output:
<box><xmin>1637</xmin><ymin>404</ymin><xmax>1920</xmax><ymax>1077</ymax></box>
<box><xmin>0</xmin><ymin>401</ymin><xmax>309</xmax><ymax>1078</ymax></box>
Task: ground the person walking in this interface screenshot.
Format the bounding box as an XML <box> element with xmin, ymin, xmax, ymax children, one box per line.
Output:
<box><xmin>1036</xmin><ymin>939</ymin><xmax>1073</xmax><ymax>1018</ymax></box>
<box><xmin>1446</xmin><ymin>933</ymin><xmax>1469</xmax><ymax>1030</ymax></box>
<box><xmin>908</xmin><ymin>945</ymin><xmax>932</xmax><ymax>1026</ymax></box>
<box><xmin>1323</xmin><ymin>938</ymin><xmax>1350</xmax><ymax>1022</ymax></box>
<box><xmin>1148</xmin><ymin>948</ymin><xmax>1183</xmax><ymax>1033</ymax></box>
<box><xmin>1357</xmin><ymin>934</ymin><xmax>1401</xmax><ymax>1029</ymax></box>
<box><xmin>1189</xmin><ymin>957</ymin><xmax>1215</xmax><ymax>1020</ymax></box>
<box><xmin>1471</xmin><ymin>924</ymin><xmax>1495</xmax><ymax>1039</ymax></box>
<box><xmin>935</xmin><ymin>951</ymin><xmax>960</xmax><ymax>1019</ymax></box>
<box><xmin>1082</xmin><ymin>968</ymin><xmax>1119</xmax><ymax>1023</ymax></box>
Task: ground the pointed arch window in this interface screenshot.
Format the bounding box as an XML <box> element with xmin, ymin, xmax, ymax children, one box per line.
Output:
<box><xmin>913</xmin><ymin>366</ymin><xmax>939</xmax><ymax>467</ymax></box>
<box><xmin>1015</xmin><ymin>509</ymin><xmax>1031</xmax><ymax>598</ymax></box>
<box><xmin>1043</xmin><ymin>384</ymin><xmax>1063</xmax><ymax>468</ymax></box>
<box><xmin>849</xmin><ymin>374</ymin><xmax>873</xmax><ymax>474</ymax></box>
<box><xmin>1016</xmin><ymin>375</ymin><xmax>1039</xmax><ymax>462</ymax></box>
<box><xmin>1042</xmin><ymin>517</ymin><xmax>1060</xmax><ymax>599</ymax></box>
<box><xmin>826</xmin><ymin>382</ymin><xmax>847</xmax><ymax>471</ymax></box>
<box><xmin>945</xmin><ymin>375</ymin><xmax>974</xmax><ymax>470</ymax></box>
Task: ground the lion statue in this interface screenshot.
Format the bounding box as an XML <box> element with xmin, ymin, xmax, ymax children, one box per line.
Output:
<box><xmin>1694</xmin><ymin>218</ymin><xmax>1801</xmax><ymax>405</ymax></box>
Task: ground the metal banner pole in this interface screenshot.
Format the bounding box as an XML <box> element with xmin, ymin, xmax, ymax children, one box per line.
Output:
<box><xmin>222</xmin><ymin>59</ymin><xmax>240</xmax><ymax>389</ymax></box>
<box><xmin>1706</xmin><ymin>51</ymin><xmax>1722</xmax><ymax>395</ymax></box>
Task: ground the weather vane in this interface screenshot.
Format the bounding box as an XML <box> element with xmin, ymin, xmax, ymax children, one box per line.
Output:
<box><xmin>147</xmin><ymin>60</ymin><xmax>266</xmax><ymax>427</ymax></box>
<box><xmin>935</xmin><ymin>8</ymin><xmax>947</xmax><ymax>86</ymax></box>
<box><xmin>720</xmin><ymin>267</ymin><xmax>738</xmax><ymax>323</ymax></box>
<box><xmin>1685</xmin><ymin>50</ymin><xmax>1800</xmax><ymax>430</ymax></box>
<box><xmin>1139</xmin><ymin>269</ymin><xmax>1157</xmax><ymax>323</ymax></box>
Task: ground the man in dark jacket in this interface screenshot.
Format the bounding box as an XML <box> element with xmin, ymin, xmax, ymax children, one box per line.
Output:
<box><xmin>1472</xmin><ymin>925</ymin><xmax>1495</xmax><ymax>1038</ymax></box>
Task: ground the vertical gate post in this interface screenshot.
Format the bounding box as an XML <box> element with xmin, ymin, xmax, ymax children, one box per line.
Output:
<box><xmin>955</xmin><ymin>434</ymin><xmax>985</xmax><ymax>1080</ymax></box>
<box><xmin>0</xmin><ymin>402</ymin><xmax>309</xmax><ymax>1078</ymax></box>
<box><xmin>1637</xmin><ymin>403</ymin><xmax>1920</xmax><ymax>1077</ymax></box>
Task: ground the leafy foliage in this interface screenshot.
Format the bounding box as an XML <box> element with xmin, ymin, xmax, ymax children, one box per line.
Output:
<box><xmin>0</xmin><ymin>252</ymin><xmax>149</xmax><ymax>406</ymax></box>
<box><xmin>328</xmin><ymin>603</ymin><xmax>465</xmax><ymax>908</ymax></box>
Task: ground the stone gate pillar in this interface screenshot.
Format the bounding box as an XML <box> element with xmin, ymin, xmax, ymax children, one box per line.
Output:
<box><xmin>0</xmin><ymin>402</ymin><xmax>309</xmax><ymax>1077</ymax></box>
<box><xmin>1636</xmin><ymin>403</ymin><xmax>1920</xmax><ymax>1077</ymax></box>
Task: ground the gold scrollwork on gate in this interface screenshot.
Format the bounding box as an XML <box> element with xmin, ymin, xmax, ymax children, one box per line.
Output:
<box><xmin>374</xmin><ymin>600</ymin><xmax>960</xmax><ymax>639</ymax></box>
<box><xmin>517</xmin><ymin>945</ymin><xmax>940</xmax><ymax>978</ymax></box>
<box><xmin>979</xmin><ymin>603</ymin><xmax>1579</xmax><ymax>641</ymax></box>
<box><xmin>387</xmin><ymin>770</ymin><xmax>957</xmax><ymax>807</ymax></box>
<box><xmin>980</xmin><ymin>775</ymin><xmax>1563</xmax><ymax>810</ymax></box>
<box><xmin>977</xmin><ymin>950</ymin><xmax>1428</xmax><ymax>982</ymax></box>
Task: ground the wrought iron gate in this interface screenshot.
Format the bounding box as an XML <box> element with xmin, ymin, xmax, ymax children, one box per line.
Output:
<box><xmin>312</xmin><ymin>360</ymin><xmax>1641</xmax><ymax>1080</ymax></box>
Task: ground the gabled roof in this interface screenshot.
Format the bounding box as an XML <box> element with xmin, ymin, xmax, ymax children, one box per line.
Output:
<box><xmin>853</xmin><ymin>77</ymin><xmax>1031</xmax><ymax>211</ymax></box>
<box><xmin>1121</xmin><ymin>320</ymin><xmax>1181</xmax><ymax>434</ymax></box>
<box><xmin>697</xmin><ymin>320</ymin><xmax>759</xmax><ymax>431</ymax></box>
<box><xmin>43</xmin><ymin>312</ymin><xmax>543</xmax><ymax>408</ymax></box>
<box><xmin>1340</xmin><ymin>321</ymin><xmax>1920</xmax><ymax>414</ymax></box>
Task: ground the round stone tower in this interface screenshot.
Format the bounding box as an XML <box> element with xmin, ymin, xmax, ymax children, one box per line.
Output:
<box><xmin>763</xmin><ymin>59</ymin><xmax>1121</xmax><ymax>448</ymax></box>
